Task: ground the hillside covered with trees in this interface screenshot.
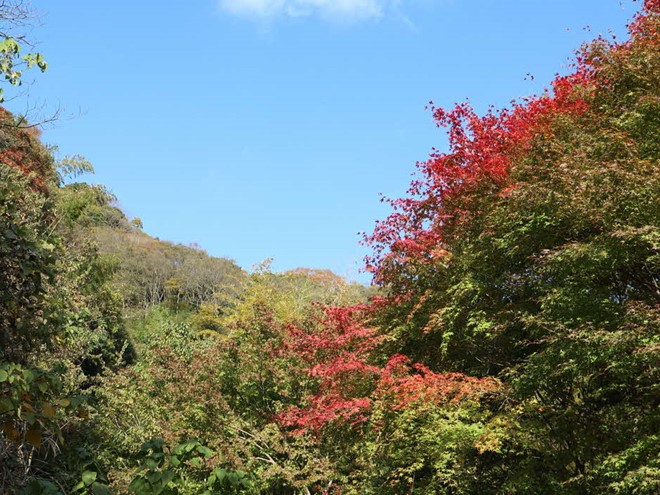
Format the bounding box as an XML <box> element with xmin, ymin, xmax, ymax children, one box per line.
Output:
<box><xmin>1</xmin><ymin>1</ymin><xmax>659</xmax><ymax>494</ymax></box>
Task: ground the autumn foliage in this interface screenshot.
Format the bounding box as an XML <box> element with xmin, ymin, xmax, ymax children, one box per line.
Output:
<box><xmin>1</xmin><ymin>2</ymin><xmax>659</xmax><ymax>495</ymax></box>
<box><xmin>357</xmin><ymin>3</ymin><xmax>660</xmax><ymax>493</ymax></box>
<box><xmin>0</xmin><ymin>108</ymin><xmax>54</xmax><ymax>191</ymax></box>
<box><xmin>278</xmin><ymin>305</ymin><xmax>498</xmax><ymax>435</ymax></box>
<box><xmin>91</xmin><ymin>4</ymin><xmax>660</xmax><ymax>493</ymax></box>
<box><xmin>365</xmin><ymin>1</ymin><xmax>659</xmax><ymax>291</ymax></box>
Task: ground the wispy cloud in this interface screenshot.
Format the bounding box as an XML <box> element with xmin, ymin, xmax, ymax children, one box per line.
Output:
<box><xmin>219</xmin><ymin>0</ymin><xmax>390</xmax><ymax>22</ymax></box>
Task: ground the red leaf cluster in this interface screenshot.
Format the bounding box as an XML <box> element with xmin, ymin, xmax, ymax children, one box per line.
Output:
<box><xmin>278</xmin><ymin>305</ymin><xmax>382</xmax><ymax>432</ymax></box>
<box><xmin>644</xmin><ymin>0</ymin><xmax>660</xmax><ymax>13</ymax></box>
<box><xmin>364</xmin><ymin>67</ymin><xmax>595</xmax><ymax>285</ymax></box>
<box><xmin>0</xmin><ymin>107</ymin><xmax>52</xmax><ymax>192</ymax></box>
<box><xmin>277</xmin><ymin>305</ymin><xmax>498</xmax><ymax>435</ymax></box>
<box><xmin>375</xmin><ymin>354</ymin><xmax>499</xmax><ymax>411</ymax></box>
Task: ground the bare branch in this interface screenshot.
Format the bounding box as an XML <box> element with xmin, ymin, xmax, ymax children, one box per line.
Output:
<box><xmin>0</xmin><ymin>0</ymin><xmax>42</xmax><ymax>48</ymax></box>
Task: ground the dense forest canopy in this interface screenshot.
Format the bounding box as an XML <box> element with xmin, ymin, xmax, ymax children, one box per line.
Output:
<box><xmin>0</xmin><ymin>1</ymin><xmax>659</xmax><ymax>494</ymax></box>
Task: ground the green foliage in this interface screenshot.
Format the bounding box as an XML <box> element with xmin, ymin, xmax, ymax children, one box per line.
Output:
<box><xmin>56</xmin><ymin>154</ymin><xmax>95</xmax><ymax>184</ymax></box>
<box><xmin>216</xmin><ymin>262</ymin><xmax>375</xmax><ymax>331</ymax></box>
<box><xmin>68</xmin><ymin>447</ymin><xmax>111</xmax><ymax>495</ymax></box>
<box><xmin>0</xmin><ymin>361</ymin><xmax>92</xmax><ymax>493</ymax></box>
<box><xmin>189</xmin><ymin>302</ymin><xmax>227</xmax><ymax>335</ymax></box>
<box><xmin>55</xmin><ymin>182</ymin><xmax>123</xmax><ymax>230</ymax></box>
<box><xmin>91</xmin><ymin>269</ymin><xmax>361</xmax><ymax>493</ymax></box>
<box><xmin>0</xmin><ymin>37</ymin><xmax>46</xmax><ymax>102</ymax></box>
<box><xmin>0</xmin><ymin>108</ymin><xmax>131</xmax><ymax>492</ymax></box>
<box><xmin>128</xmin><ymin>439</ymin><xmax>253</xmax><ymax>495</ymax></box>
<box><xmin>0</xmin><ymin>1</ymin><xmax>47</xmax><ymax>103</ymax></box>
<box><xmin>353</xmin><ymin>406</ymin><xmax>487</xmax><ymax>495</ymax></box>
<box><xmin>0</xmin><ymin>362</ymin><xmax>80</xmax><ymax>444</ymax></box>
<box><xmin>19</xmin><ymin>479</ymin><xmax>62</xmax><ymax>495</ymax></box>
<box><xmin>0</xmin><ymin>163</ymin><xmax>56</xmax><ymax>361</ymax></box>
<box><xmin>93</xmin><ymin>227</ymin><xmax>246</xmax><ymax>312</ymax></box>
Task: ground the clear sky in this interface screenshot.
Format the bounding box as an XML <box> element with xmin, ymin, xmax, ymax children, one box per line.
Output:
<box><xmin>10</xmin><ymin>0</ymin><xmax>640</xmax><ymax>283</ymax></box>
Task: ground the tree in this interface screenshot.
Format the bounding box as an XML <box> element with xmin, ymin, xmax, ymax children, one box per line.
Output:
<box><xmin>0</xmin><ymin>108</ymin><xmax>131</xmax><ymax>493</ymax></box>
<box><xmin>363</xmin><ymin>2</ymin><xmax>660</xmax><ymax>493</ymax></box>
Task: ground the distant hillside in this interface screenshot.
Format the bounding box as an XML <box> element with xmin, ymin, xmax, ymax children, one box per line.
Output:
<box><xmin>56</xmin><ymin>180</ymin><xmax>247</xmax><ymax>314</ymax></box>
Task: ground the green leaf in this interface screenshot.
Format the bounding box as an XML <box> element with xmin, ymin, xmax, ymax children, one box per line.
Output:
<box><xmin>0</xmin><ymin>399</ymin><xmax>12</xmax><ymax>413</ymax></box>
<box><xmin>212</xmin><ymin>468</ymin><xmax>227</xmax><ymax>482</ymax></box>
<box><xmin>20</xmin><ymin>479</ymin><xmax>62</xmax><ymax>495</ymax></box>
<box><xmin>147</xmin><ymin>471</ymin><xmax>162</xmax><ymax>484</ymax></box>
<box><xmin>180</xmin><ymin>441</ymin><xmax>198</xmax><ymax>453</ymax></box>
<box><xmin>196</xmin><ymin>445</ymin><xmax>213</xmax><ymax>457</ymax></box>
<box><xmin>91</xmin><ymin>482</ymin><xmax>111</xmax><ymax>495</ymax></box>
<box><xmin>161</xmin><ymin>471</ymin><xmax>176</xmax><ymax>486</ymax></box>
<box><xmin>0</xmin><ymin>38</ymin><xmax>20</xmax><ymax>54</ymax></box>
<box><xmin>82</xmin><ymin>470</ymin><xmax>97</xmax><ymax>486</ymax></box>
<box><xmin>128</xmin><ymin>477</ymin><xmax>150</xmax><ymax>494</ymax></box>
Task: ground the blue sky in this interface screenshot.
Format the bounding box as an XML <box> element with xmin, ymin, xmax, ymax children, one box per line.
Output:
<box><xmin>11</xmin><ymin>0</ymin><xmax>640</xmax><ymax>282</ymax></box>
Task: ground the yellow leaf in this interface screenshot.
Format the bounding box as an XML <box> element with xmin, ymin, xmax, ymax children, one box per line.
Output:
<box><xmin>2</xmin><ymin>422</ymin><xmax>20</xmax><ymax>442</ymax></box>
<box><xmin>25</xmin><ymin>428</ymin><xmax>42</xmax><ymax>448</ymax></box>
<box><xmin>41</xmin><ymin>402</ymin><xmax>56</xmax><ymax>418</ymax></box>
